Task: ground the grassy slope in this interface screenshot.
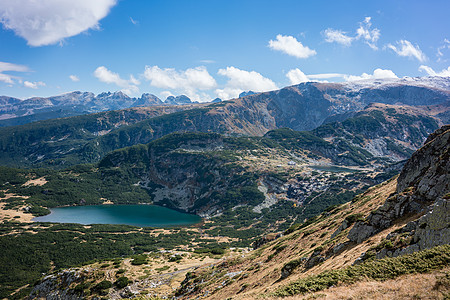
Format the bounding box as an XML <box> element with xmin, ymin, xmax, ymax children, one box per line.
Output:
<box><xmin>173</xmin><ymin>171</ymin><xmax>448</xmax><ymax>299</ymax></box>
<box><xmin>172</xmin><ymin>177</ymin><xmax>412</xmax><ymax>299</ymax></box>
<box><xmin>0</xmin><ymin>131</ymin><xmax>392</xmax><ymax>299</ymax></box>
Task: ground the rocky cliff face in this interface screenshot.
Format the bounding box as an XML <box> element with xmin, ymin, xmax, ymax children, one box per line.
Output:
<box><xmin>98</xmin><ymin>133</ymin><xmax>265</xmax><ymax>215</ymax></box>
<box><xmin>348</xmin><ymin>125</ymin><xmax>450</xmax><ymax>253</ymax></box>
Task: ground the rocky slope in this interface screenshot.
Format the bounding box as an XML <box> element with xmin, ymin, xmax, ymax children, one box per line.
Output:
<box><xmin>224</xmin><ymin>77</ymin><xmax>449</xmax><ymax>133</ymax></box>
<box><xmin>6</xmin><ymin>127</ymin><xmax>448</xmax><ymax>300</ymax></box>
<box><xmin>348</xmin><ymin>125</ymin><xmax>450</xmax><ymax>253</ymax></box>
<box><xmin>313</xmin><ymin>102</ymin><xmax>443</xmax><ymax>161</ymax></box>
<box><xmin>169</xmin><ymin>125</ymin><xmax>450</xmax><ymax>299</ymax></box>
<box><xmin>0</xmin><ymin>78</ymin><xmax>447</xmax><ymax>169</ymax></box>
<box><xmin>0</xmin><ymin>98</ymin><xmax>446</xmax><ymax>169</ymax></box>
<box><xmin>0</xmin><ymin>105</ymin><xmax>200</xmax><ymax>167</ymax></box>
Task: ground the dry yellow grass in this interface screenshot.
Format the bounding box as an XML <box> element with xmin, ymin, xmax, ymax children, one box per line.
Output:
<box><xmin>174</xmin><ymin>177</ymin><xmax>402</xmax><ymax>300</ymax></box>
<box><xmin>22</xmin><ymin>176</ymin><xmax>47</xmax><ymax>187</ymax></box>
<box><xmin>276</xmin><ymin>268</ymin><xmax>450</xmax><ymax>300</ymax></box>
<box><xmin>0</xmin><ymin>192</ymin><xmax>33</xmax><ymax>223</ymax></box>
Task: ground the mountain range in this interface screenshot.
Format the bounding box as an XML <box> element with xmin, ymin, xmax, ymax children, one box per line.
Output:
<box><xmin>0</xmin><ymin>76</ymin><xmax>449</xmax><ymax>299</ymax></box>
<box><xmin>1</xmin><ymin>76</ymin><xmax>448</xmax><ymax>128</ymax></box>
<box><xmin>0</xmin><ymin>77</ymin><xmax>448</xmax><ymax>168</ymax></box>
<box><xmin>0</xmin><ymin>91</ymin><xmax>199</xmax><ymax>127</ymax></box>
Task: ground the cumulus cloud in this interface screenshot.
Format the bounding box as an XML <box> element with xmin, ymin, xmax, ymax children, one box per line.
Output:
<box><xmin>268</xmin><ymin>34</ymin><xmax>316</xmax><ymax>59</ymax></box>
<box><xmin>0</xmin><ymin>0</ymin><xmax>117</xmax><ymax>46</ymax></box>
<box><xmin>344</xmin><ymin>68</ymin><xmax>398</xmax><ymax>81</ymax></box>
<box><xmin>143</xmin><ymin>66</ymin><xmax>216</xmax><ymax>101</ymax></box>
<box><xmin>356</xmin><ymin>17</ymin><xmax>380</xmax><ymax>50</ymax></box>
<box><xmin>386</xmin><ymin>40</ymin><xmax>427</xmax><ymax>62</ymax></box>
<box><xmin>160</xmin><ymin>91</ymin><xmax>174</xmax><ymax>99</ymax></box>
<box><xmin>323</xmin><ymin>29</ymin><xmax>353</xmax><ymax>46</ymax></box>
<box><xmin>286</xmin><ymin>68</ymin><xmax>310</xmax><ymax>85</ymax></box>
<box><xmin>69</xmin><ymin>75</ymin><xmax>80</xmax><ymax>82</ymax></box>
<box><xmin>144</xmin><ymin>66</ymin><xmax>217</xmax><ymax>101</ymax></box>
<box><xmin>419</xmin><ymin>65</ymin><xmax>450</xmax><ymax>77</ymax></box>
<box><xmin>0</xmin><ymin>61</ymin><xmax>30</xmax><ymax>84</ymax></box>
<box><xmin>94</xmin><ymin>66</ymin><xmax>140</xmax><ymax>95</ymax></box>
<box><xmin>24</xmin><ymin>80</ymin><xmax>45</xmax><ymax>89</ymax></box>
<box><xmin>216</xmin><ymin>66</ymin><xmax>278</xmax><ymax>100</ymax></box>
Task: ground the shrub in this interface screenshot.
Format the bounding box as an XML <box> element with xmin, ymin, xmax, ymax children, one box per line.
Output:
<box><xmin>131</xmin><ymin>255</ymin><xmax>147</xmax><ymax>265</ymax></box>
<box><xmin>169</xmin><ymin>255</ymin><xmax>183</xmax><ymax>262</ymax></box>
<box><xmin>93</xmin><ymin>280</ymin><xmax>112</xmax><ymax>291</ymax></box>
<box><xmin>345</xmin><ymin>213</ymin><xmax>365</xmax><ymax>224</ymax></box>
<box><xmin>275</xmin><ymin>244</ymin><xmax>450</xmax><ymax>297</ymax></box>
<box><xmin>114</xmin><ymin>276</ymin><xmax>129</xmax><ymax>289</ymax></box>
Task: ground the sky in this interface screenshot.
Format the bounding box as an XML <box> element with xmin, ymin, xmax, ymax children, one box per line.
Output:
<box><xmin>0</xmin><ymin>0</ymin><xmax>449</xmax><ymax>102</ymax></box>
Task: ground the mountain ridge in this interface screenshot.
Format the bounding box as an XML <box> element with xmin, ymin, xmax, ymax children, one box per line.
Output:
<box><xmin>1</xmin><ymin>76</ymin><xmax>448</xmax><ymax>128</ymax></box>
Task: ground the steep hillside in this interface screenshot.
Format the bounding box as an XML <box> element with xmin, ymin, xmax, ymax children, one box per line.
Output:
<box><xmin>170</xmin><ymin>125</ymin><xmax>449</xmax><ymax>300</ymax></box>
<box><xmin>0</xmin><ymin>131</ymin><xmax>393</xmax><ymax>299</ymax></box>
<box><xmin>0</xmin><ymin>105</ymin><xmax>198</xmax><ymax>167</ymax></box>
<box><xmin>313</xmin><ymin>102</ymin><xmax>442</xmax><ymax>160</ymax></box>
<box><xmin>224</xmin><ymin>77</ymin><xmax>449</xmax><ymax>132</ymax></box>
<box><xmin>0</xmin><ymin>131</ymin><xmax>383</xmax><ymax>218</ymax></box>
<box><xmin>2</xmin><ymin>126</ymin><xmax>448</xmax><ymax>299</ymax></box>
<box><xmin>0</xmin><ymin>99</ymin><xmax>445</xmax><ymax>168</ymax></box>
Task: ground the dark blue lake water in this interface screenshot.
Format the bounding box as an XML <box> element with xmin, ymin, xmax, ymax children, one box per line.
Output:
<box><xmin>33</xmin><ymin>205</ymin><xmax>201</xmax><ymax>227</ymax></box>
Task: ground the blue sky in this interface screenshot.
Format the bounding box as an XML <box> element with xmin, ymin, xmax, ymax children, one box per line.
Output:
<box><xmin>0</xmin><ymin>0</ymin><xmax>449</xmax><ymax>101</ymax></box>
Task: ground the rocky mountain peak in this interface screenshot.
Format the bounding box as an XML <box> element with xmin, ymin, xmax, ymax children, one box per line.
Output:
<box><xmin>133</xmin><ymin>93</ymin><xmax>162</xmax><ymax>106</ymax></box>
<box><xmin>165</xmin><ymin>95</ymin><xmax>192</xmax><ymax>105</ymax></box>
<box><xmin>239</xmin><ymin>91</ymin><xmax>256</xmax><ymax>98</ymax></box>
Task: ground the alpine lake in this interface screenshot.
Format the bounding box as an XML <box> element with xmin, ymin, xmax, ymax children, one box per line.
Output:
<box><xmin>33</xmin><ymin>204</ymin><xmax>202</xmax><ymax>227</ymax></box>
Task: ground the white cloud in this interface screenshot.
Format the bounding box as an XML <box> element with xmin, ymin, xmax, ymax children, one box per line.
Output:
<box><xmin>323</xmin><ymin>17</ymin><xmax>380</xmax><ymax>50</ymax></box>
<box><xmin>356</xmin><ymin>17</ymin><xmax>380</xmax><ymax>50</ymax></box>
<box><xmin>344</xmin><ymin>68</ymin><xmax>398</xmax><ymax>81</ymax></box>
<box><xmin>286</xmin><ymin>68</ymin><xmax>310</xmax><ymax>85</ymax></box>
<box><xmin>94</xmin><ymin>66</ymin><xmax>140</xmax><ymax>95</ymax></box>
<box><xmin>160</xmin><ymin>91</ymin><xmax>174</xmax><ymax>100</ymax></box>
<box><xmin>0</xmin><ymin>61</ymin><xmax>30</xmax><ymax>84</ymax></box>
<box><xmin>287</xmin><ymin>69</ymin><xmax>348</xmax><ymax>85</ymax></box>
<box><xmin>286</xmin><ymin>68</ymin><xmax>397</xmax><ymax>85</ymax></box>
<box><xmin>69</xmin><ymin>75</ymin><xmax>80</xmax><ymax>82</ymax></box>
<box><xmin>386</xmin><ymin>40</ymin><xmax>427</xmax><ymax>62</ymax></box>
<box><xmin>0</xmin><ymin>0</ymin><xmax>117</xmax><ymax>46</ymax></box>
<box><xmin>308</xmin><ymin>73</ymin><xmax>345</xmax><ymax>80</ymax></box>
<box><xmin>268</xmin><ymin>34</ymin><xmax>316</xmax><ymax>59</ymax></box>
<box><xmin>24</xmin><ymin>80</ymin><xmax>45</xmax><ymax>89</ymax></box>
<box><xmin>418</xmin><ymin>65</ymin><xmax>450</xmax><ymax>77</ymax></box>
<box><xmin>323</xmin><ymin>29</ymin><xmax>353</xmax><ymax>46</ymax></box>
<box><xmin>143</xmin><ymin>66</ymin><xmax>216</xmax><ymax>101</ymax></box>
<box><xmin>199</xmin><ymin>60</ymin><xmax>216</xmax><ymax>64</ymax></box>
<box><xmin>216</xmin><ymin>66</ymin><xmax>278</xmax><ymax>100</ymax></box>
<box><xmin>130</xmin><ymin>17</ymin><xmax>138</xmax><ymax>25</ymax></box>
<box><xmin>437</xmin><ymin>39</ymin><xmax>450</xmax><ymax>61</ymax></box>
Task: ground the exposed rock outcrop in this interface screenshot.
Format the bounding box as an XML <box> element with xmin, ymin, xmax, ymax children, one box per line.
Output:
<box><xmin>348</xmin><ymin>125</ymin><xmax>450</xmax><ymax>246</ymax></box>
<box><xmin>30</xmin><ymin>270</ymin><xmax>84</xmax><ymax>300</ymax></box>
